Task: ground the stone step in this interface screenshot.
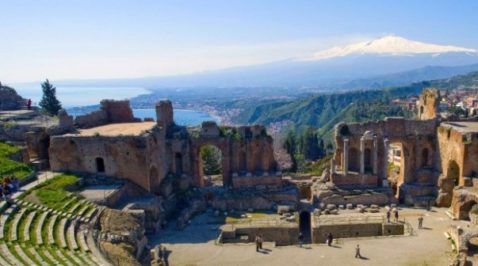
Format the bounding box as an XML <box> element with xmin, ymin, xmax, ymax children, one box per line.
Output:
<box><xmin>27</xmin><ymin>247</ymin><xmax>47</xmax><ymax>265</ymax></box>
<box><xmin>57</xmin><ymin>217</ymin><xmax>69</xmax><ymax>248</ymax></box>
<box><xmin>10</xmin><ymin>208</ymin><xmax>27</xmax><ymax>241</ymax></box>
<box><xmin>0</xmin><ymin>243</ymin><xmax>24</xmax><ymax>266</ymax></box>
<box><xmin>0</xmin><ymin>252</ymin><xmax>12</xmax><ymax>266</ymax></box>
<box><xmin>14</xmin><ymin>244</ymin><xmax>36</xmax><ymax>265</ymax></box>
<box><xmin>61</xmin><ymin>197</ymin><xmax>77</xmax><ymax>210</ymax></box>
<box><xmin>23</xmin><ymin>211</ymin><xmax>36</xmax><ymax>242</ymax></box>
<box><xmin>67</xmin><ymin>219</ymin><xmax>79</xmax><ymax>250</ymax></box>
<box><xmin>42</xmin><ymin>248</ymin><xmax>61</xmax><ymax>265</ymax></box>
<box><xmin>0</xmin><ymin>205</ymin><xmax>19</xmax><ymax>239</ymax></box>
<box><xmin>68</xmin><ymin>201</ymin><xmax>84</xmax><ymax>215</ymax></box>
<box><xmin>47</xmin><ymin>215</ymin><xmax>58</xmax><ymax>245</ymax></box>
<box><xmin>65</xmin><ymin>250</ymin><xmax>86</xmax><ymax>266</ymax></box>
<box><xmin>77</xmin><ymin>204</ymin><xmax>91</xmax><ymax>217</ymax></box>
<box><xmin>54</xmin><ymin>249</ymin><xmax>75</xmax><ymax>266</ymax></box>
<box><xmin>85</xmin><ymin>208</ymin><xmax>98</xmax><ymax>221</ymax></box>
<box><xmin>35</xmin><ymin>211</ymin><xmax>49</xmax><ymax>245</ymax></box>
<box><xmin>79</xmin><ymin>253</ymin><xmax>98</xmax><ymax>266</ymax></box>
<box><xmin>77</xmin><ymin>229</ymin><xmax>90</xmax><ymax>252</ymax></box>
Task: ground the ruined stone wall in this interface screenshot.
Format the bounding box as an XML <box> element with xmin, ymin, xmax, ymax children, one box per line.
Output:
<box><xmin>417</xmin><ymin>88</ymin><xmax>440</xmax><ymax>120</ymax></box>
<box><xmin>334</xmin><ymin>118</ymin><xmax>438</xmax><ymax>185</ymax></box>
<box><xmin>100</xmin><ymin>100</ymin><xmax>137</xmax><ymax>123</ymax></box>
<box><xmin>49</xmin><ymin>135</ymin><xmax>152</xmax><ymax>191</ymax></box>
<box><xmin>74</xmin><ymin>110</ymin><xmax>108</xmax><ymax>128</ymax></box>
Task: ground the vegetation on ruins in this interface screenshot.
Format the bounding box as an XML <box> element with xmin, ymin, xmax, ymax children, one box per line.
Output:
<box><xmin>39</xmin><ymin>79</ymin><xmax>62</xmax><ymax>116</ymax></box>
<box><xmin>201</xmin><ymin>145</ymin><xmax>223</xmax><ymax>175</ymax></box>
<box><xmin>0</xmin><ymin>142</ymin><xmax>32</xmax><ymax>181</ymax></box>
<box><xmin>20</xmin><ymin>174</ymin><xmax>80</xmax><ymax>210</ymax></box>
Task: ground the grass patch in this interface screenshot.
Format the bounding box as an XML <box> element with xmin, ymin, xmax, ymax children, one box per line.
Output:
<box><xmin>0</xmin><ymin>142</ymin><xmax>33</xmax><ymax>181</ymax></box>
<box><xmin>22</xmin><ymin>174</ymin><xmax>79</xmax><ymax>210</ymax></box>
<box><xmin>225</xmin><ymin>212</ymin><xmax>272</xmax><ymax>224</ymax></box>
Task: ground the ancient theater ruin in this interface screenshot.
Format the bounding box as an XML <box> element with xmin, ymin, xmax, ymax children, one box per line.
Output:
<box><xmin>18</xmin><ymin>88</ymin><xmax>478</xmax><ymax>265</ymax></box>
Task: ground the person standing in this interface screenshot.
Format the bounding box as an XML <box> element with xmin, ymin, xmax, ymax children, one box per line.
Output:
<box><xmin>259</xmin><ymin>234</ymin><xmax>263</xmax><ymax>250</ymax></box>
<box><xmin>394</xmin><ymin>210</ymin><xmax>399</xmax><ymax>222</ymax></box>
<box><xmin>255</xmin><ymin>235</ymin><xmax>260</xmax><ymax>252</ymax></box>
<box><xmin>298</xmin><ymin>232</ymin><xmax>304</xmax><ymax>248</ymax></box>
<box><xmin>327</xmin><ymin>233</ymin><xmax>333</xmax><ymax>246</ymax></box>
<box><xmin>355</xmin><ymin>244</ymin><xmax>361</xmax><ymax>259</ymax></box>
<box><xmin>418</xmin><ymin>216</ymin><xmax>423</xmax><ymax>229</ymax></box>
<box><xmin>386</xmin><ymin>210</ymin><xmax>391</xmax><ymax>223</ymax></box>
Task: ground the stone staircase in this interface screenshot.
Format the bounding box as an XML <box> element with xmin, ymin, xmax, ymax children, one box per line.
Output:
<box><xmin>0</xmin><ymin>197</ymin><xmax>101</xmax><ymax>266</ymax></box>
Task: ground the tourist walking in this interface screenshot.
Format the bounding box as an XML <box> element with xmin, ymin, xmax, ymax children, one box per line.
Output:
<box><xmin>255</xmin><ymin>235</ymin><xmax>260</xmax><ymax>252</ymax></box>
<box><xmin>386</xmin><ymin>210</ymin><xmax>391</xmax><ymax>223</ymax></box>
<box><xmin>298</xmin><ymin>232</ymin><xmax>304</xmax><ymax>248</ymax></box>
<box><xmin>418</xmin><ymin>216</ymin><xmax>423</xmax><ymax>229</ymax></box>
<box><xmin>394</xmin><ymin>210</ymin><xmax>399</xmax><ymax>222</ymax></box>
<box><xmin>259</xmin><ymin>234</ymin><xmax>263</xmax><ymax>250</ymax></box>
<box><xmin>355</xmin><ymin>244</ymin><xmax>361</xmax><ymax>259</ymax></box>
<box><xmin>327</xmin><ymin>233</ymin><xmax>333</xmax><ymax>246</ymax></box>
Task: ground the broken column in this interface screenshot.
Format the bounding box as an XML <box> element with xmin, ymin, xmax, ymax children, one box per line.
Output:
<box><xmin>343</xmin><ymin>138</ymin><xmax>349</xmax><ymax>175</ymax></box>
<box><xmin>373</xmin><ymin>135</ymin><xmax>378</xmax><ymax>175</ymax></box>
<box><xmin>383</xmin><ymin>138</ymin><xmax>390</xmax><ymax>187</ymax></box>
<box><xmin>360</xmin><ymin>136</ymin><xmax>365</xmax><ymax>174</ymax></box>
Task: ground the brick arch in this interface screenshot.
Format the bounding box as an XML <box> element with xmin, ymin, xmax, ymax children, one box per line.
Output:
<box><xmin>192</xmin><ymin>140</ymin><xmax>231</xmax><ymax>187</ymax></box>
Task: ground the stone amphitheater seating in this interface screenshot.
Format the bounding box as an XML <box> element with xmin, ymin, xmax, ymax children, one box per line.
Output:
<box><xmin>0</xmin><ymin>197</ymin><xmax>101</xmax><ymax>266</ymax></box>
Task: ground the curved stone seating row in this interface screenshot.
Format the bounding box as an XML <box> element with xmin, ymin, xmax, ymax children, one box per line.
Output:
<box><xmin>0</xmin><ymin>249</ymin><xmax>11</xmax><ymax>266</ymax></box>
<box><xmin>42</xmin><ymin>248</ymin><xmax>61</xmax><ymax>265</ymax></box>
<box><xmin>27</xmin><ymin>246</ymin><xmax>47</xmax><ymax>265</ymax></box>
<box><xmin>10</xmin><ymin>208</ymin><xmax>26</xmax><ymax>241</ymax></box>
<box><xmin>57</xmin><ymin>217</ymin><xmax>69</xmax><ymax>248</ymax></box>
<box><xmin>35</xmin><ymin>211</ymin><xmax>49</xmax><ymax>245</ymax></box>
<box><xmin>54</xmin><ymin>248</ymin><xmax>74</xmax><ymax>266</ymax></box>
<box><xmin>14</xmin><ymin>244</ymin><xmax>36</xmax><ymax>265</ymax></box>
<box><xmin>77</xmin><ymin>228</ymin><xmax>89</xmax><ymax>252</ymax></box>
<box><xmin>77</xmin><ymin>204</ymin><xmax>91</xmax><ymax>217</ymax></box>
<box><xmin>67</xmin><ymin>219</ymin><xmax>79</xmax><ymax>250</ymax></box>
<box><xmin>61</xmin><ymin>197</ymin><xmax>77</xmax><ymax>210</ymax></box>
<box><xmin>0</xmin><ymin>204</ymin><xmax>19</xmax><ymax>240</ymax></box>
<box><xmin>47</xmin><ymin>215</ymin><xmax>58</xmax><ymax>245</ymax></box>
<box><xmin>0</xmin><ymin>242</ymin><xmax>24</xmax><ymax>266</ymax></box>
<box><xmin>22</xmin><ymin>211</ymin><xmax>36</xmax><ymax>242</ymax></box>
<box><xmin>68</xmin><ymin>201</ymin><xmax>83</xmax><ymax>215</ymax></box>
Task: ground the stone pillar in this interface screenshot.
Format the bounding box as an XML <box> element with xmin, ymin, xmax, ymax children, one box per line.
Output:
<box><xmin>383</xmin><ymin>138</ymin><xmax>390</xmax><ymax>187</ymax></box>
<box><xmin>343</xmin><ymin>138</ymin><xmax>349</xmax><ymax>175</ymax></box>
<box><xmin>331</xmin><ymin>158</ymin><xmax>336</xmax><ymax>174</ymax></box>
<box><xmin>360</xmin><ymin>137</ymin><xmax>365</xmax><ymax>174</ymax></box>
<box><xmin>373</xmin><ymin>135</ymin><xmax>378</xmax><ymax>175</ymax></box>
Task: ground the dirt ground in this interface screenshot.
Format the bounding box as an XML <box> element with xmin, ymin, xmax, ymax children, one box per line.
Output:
<box><xmin>150</xmin><ymin>207</ymin><xmax>470</xmax><ymax>266</ymax></box>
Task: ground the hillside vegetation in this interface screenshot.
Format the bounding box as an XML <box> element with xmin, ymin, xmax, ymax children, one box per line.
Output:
<box><xmin>0</xmin><ymin>142</ymin><xmax>32</xmax><ymax>181</ymax></box>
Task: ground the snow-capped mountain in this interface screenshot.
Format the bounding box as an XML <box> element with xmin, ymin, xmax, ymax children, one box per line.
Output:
<box><xmin>305</xmin><ymin>35</ymin><xmax>477</xmax><ymax>60</ymax></box>
<box><xmin>58</xmin><ymin>35</ymin><xmax>478</xmax><ymax>89</ymax></box>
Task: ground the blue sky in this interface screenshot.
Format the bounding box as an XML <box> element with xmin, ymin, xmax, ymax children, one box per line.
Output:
<box><xmin>1</xmin><ymin>0</ymin><xmax>478</xmax><ymax>82</ymax></box>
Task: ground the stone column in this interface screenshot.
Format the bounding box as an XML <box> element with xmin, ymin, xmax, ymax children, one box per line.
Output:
<box><xmin>360</xmin><ymin>137</ymin><xmax>365</xmax><ymax>174</ymax></box>
<box><xmin>331</xmin><ymin>158</ymin><xmax>336</xmax><ymax>174</ymax></box>
<box><xmin>383</xmin><ymin>138</ymin><xmax>390</xmax><ymax>187</ymax></box>
<box><xmin>343</xmin><ymin>138</ymin><xmax>349</xmax><ymax>175</ymax></box>
<box><xmin>373</xmin><ymin>135</ymin><xmax>378</xmax><ymax>175</ymax></box>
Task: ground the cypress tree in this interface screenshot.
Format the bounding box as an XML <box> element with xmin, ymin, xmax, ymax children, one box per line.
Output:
<box><xmin>39</xmin><ymin>79</ymin><xmax>62</xmax><ymax>116</ymax></box>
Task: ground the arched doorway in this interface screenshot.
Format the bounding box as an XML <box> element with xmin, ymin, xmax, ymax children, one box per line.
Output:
<box><xmin>200</xmin><ymin>145</ymin><xmax>224</xmax><ymax>187</ymax></box>
<box><xmin>447</xmin><ymin>160</ymin><xmax>460</xmax><ymax>186</ymax></box>
<box><xmin>95</xmin><ymin>157</ymin><xmax>105</xmax><ymax>173</ymax></box>
<box><xmin>468</xmin><ymin>236</ymin><xmax>478</xmax><ymax>257</ymax></box>
<box><xmin>299</xmin><ymin>211</ymin><xmax>311</xmax><ymax>244</ymax></box>
<box><xmin>364</xmin><ymin>148</ymin><xmax>372</xmax><ymax>173</ymax></box>
<box><xmin>349</xmin><ymin>148</ymin><xmax>360</xmax><ymax>172</ymax></box>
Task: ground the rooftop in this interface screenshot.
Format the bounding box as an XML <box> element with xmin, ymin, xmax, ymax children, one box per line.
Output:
<box><xmin>441</xmin><ymin>121</ymin><xmax>478</xmax><ymax>133</ymax></box>
<box><xmin>69</xmin><ymin>122</ymin><xmax>156</xmax><ymax>137</ymax></box>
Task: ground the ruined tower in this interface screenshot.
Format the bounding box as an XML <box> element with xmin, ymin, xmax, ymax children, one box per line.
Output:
<box><xmin>155</xmin><ymin>100</ymin><xmax>174</xmax><ymax>131</ymax></box>
<box><xmin>417</xmin><ymin>88</ymin><xmax>440</xmax><ymax>120</ymax></box>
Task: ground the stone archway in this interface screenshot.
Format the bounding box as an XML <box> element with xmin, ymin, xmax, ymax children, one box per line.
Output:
<box><xmin>447</xmin><ymin>160</ymin><xmax>460</xmax><ymax>186</ymax></box>
<box><xmin>95</xmin><ymin>157</ymin><xmax>105</xmax><ymax>173</ymax></box>
<box><xmin>421</xmin><ymin>148</ymin><xmax>429</xmax><ymax>168</ymax></box>
<box><xmin>200</xmin><ymin>144</ymin><xmax>224</xmax><ymax>187</ymax></box>
<box><xmin>364</xmin><ymin>148</ymin><xmax>373</xmax><ymax>173</ymax></box>
<box><xmin>349</xmin><ymin>148</ymin><xmax>360</xmax><ymax>172</ymax></box>
<box><xmin>299</xmin><ymin>211</ymin><xmax>311</xmax><ymax>244</ymax></box>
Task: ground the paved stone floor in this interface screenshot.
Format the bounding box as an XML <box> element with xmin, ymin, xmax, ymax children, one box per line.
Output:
<box><xmin>151</xmin><ymin>207</ymin><xmax>471</xmax><ymax>266</ymax></box>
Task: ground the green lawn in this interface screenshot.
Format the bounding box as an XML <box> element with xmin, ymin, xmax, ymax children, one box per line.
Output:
<box><xmin>0</xmin><ymin>142</ymin><xmax>33</xmax><ymax>181</ymax></box>
<box><xmin>22</xmin><ymin>174</ymin><xmax>80</xmax><ymax>210</ymax></box>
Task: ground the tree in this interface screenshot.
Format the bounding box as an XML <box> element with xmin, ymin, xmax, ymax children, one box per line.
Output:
<box><xmin>39</xmin><ymin>79</ymin><xmax>62</xmax><ymax>116</ymax></box>
<box><xmin>283</xmin><ymin>131</ymin><xmax>298</xmax><ymax>171</ymax></box>
<box><xmin>201</xmin><ymin>145</ymin><xmax>222</xmax><ymax>175</ymax></box>
<box><xmin>300</xmin><ymin>127</ymin><xmax>320</xmax><ymax>161</ymax></box>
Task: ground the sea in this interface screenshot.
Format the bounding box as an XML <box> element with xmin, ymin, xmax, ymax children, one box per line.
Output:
<box><xmin>13</xmin><ymin>85</ymin><xmax>218</xmax><ymax>126</ymax></box>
